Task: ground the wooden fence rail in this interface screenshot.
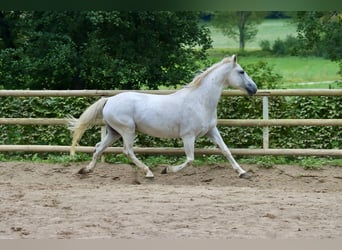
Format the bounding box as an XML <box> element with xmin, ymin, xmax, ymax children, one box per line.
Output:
<box><xmin>1</xmin><ymin>118</ymin><xmax>342</xmax><ymax>127</ymax></box>
<box><xmin>1</xmin><ymin>89</ymin><xmax>342</xmax><ymax>97</ymax></box>
<box><xmin>0</xmin><ymin>89</ymin><xmax>341</xmax><ymax>156</ymax></box>
<box><xmin>0</xmin><ymin>145</ymin><xmax>341</xmax><ymax>156</ymax></box>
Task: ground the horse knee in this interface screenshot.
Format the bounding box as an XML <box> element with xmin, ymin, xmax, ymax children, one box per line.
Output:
<box><xmin>92</xmin><ymin>142</ymin><xmax>100</xmax><ymax>153</ymax></box>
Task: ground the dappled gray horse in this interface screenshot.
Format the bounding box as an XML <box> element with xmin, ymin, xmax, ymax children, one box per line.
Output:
<box><xmin>68</xmin><ymin>55</ymin><xmax>257</xmax><ymax>179</ymax></box>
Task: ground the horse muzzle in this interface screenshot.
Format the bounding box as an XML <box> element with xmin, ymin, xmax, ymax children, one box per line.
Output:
<box><xmin>245</xmin><ymin>82</ymin><xmax>258</xmax><ymax>96</ymax></box>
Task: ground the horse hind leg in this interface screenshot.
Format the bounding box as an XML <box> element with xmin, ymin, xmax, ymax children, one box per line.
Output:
<box><xmin>79</xmin><ymin>126</ymin><xmax>121</xmax><ymax>174</ymax></box>
<box><xmin>121</xmin><ymin>132</ymin><xmax>154</xmax><ymax>178</ymax></box>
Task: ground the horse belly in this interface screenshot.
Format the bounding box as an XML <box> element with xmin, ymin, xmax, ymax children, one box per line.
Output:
<box><xmin>135</xmin><ymin>116</ymin><xmax>180</xmax><ymax>138</ymax></box>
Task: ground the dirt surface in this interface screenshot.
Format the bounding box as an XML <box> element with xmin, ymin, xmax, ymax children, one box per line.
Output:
<box><xmin>0</xmin><ymin>161</ymin><xmax>342</xmax><ymax>239</ymax></box>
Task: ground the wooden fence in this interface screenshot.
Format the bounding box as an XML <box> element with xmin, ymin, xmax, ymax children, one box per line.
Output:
<box><xmin>0</xmin><ymin>89</ymin><xmax>341</xmax><ymax>157</ymax></box>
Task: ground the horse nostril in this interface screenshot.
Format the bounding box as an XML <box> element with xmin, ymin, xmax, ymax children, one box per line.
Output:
<box><xmin>247</xmin><ymin>83</ymin><xmax>257</xmax><ymax>96</ymax></box>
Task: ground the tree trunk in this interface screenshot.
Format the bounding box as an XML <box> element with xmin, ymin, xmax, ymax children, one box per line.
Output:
<box><xmin>0</xmin><ymin>12</ymin><xmax>15</xmax><ymax>48</ymax></box>
<box><xmin>71</xmin><ymin>75</ymin><xmax>85</xmax><ymax>90</ymax></box>
<box><xmin>239</xmin><ymin>31</ymin><xmax>245</xmax><ymax>52</ymax></box>
<box><xmin>237</xmin><ymin>11</ymin><xmax>248</xmax><ymax>52</ymax></box>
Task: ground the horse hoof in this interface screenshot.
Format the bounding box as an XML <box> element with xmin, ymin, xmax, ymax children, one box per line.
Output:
<box><xmin>145</xmin><ymin>171</ymin><xmax>154</xmax><ymax>179</ymax></box>
<box><xmin>78</xmin><ymin>168</ymin><xmax>91</xmax><ymax>175</ymax></box>
<box><xmin>239</xmin><ymin>172</ymin><xmax>251</xmax><ymax>179</ymax></box>
<box><xmin>161</xmin><ymin>167</ymin><xmax>168</xmax><ymax>174</ymax></box>
<box><xmin>145</xmin><ymin>175</ymin><xmax>154</xmax><ymax>180</ymax></box>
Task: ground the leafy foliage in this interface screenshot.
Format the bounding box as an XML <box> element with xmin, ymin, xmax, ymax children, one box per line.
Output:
<box><xmin>0</xmin><ymin>11</ymin><xmax>212</xmax><ymax>90</ymax></box>
<box><xmin>1</xmin><ymin>94</ymin><xmax>340</xmax><ymax>157</ymax></box>
<box><xmin>260</xmin><ymin>35</ymin><xmax>304</xmax><ymax>56</ymax></box>
<box><xmin>0</xmin><ymin>96</ymin><xmax>99</xmax><ymax>147</ymax></box>
<box><xmin>295</xmin><ymin>11</ymin><xmax>342</xmax><ymax>75</ymax></box>
<box><xmin>269</xmin><ymin>96</ymin><xmax>342</xmax><ymax>149</ymax></box>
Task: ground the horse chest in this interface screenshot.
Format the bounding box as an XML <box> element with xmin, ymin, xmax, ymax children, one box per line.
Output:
<box><xmin>179</xmin><ymin>109</ymin><xmax>217</xmax><ymax>137</ymax></box>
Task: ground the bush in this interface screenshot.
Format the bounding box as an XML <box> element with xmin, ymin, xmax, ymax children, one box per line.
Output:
<box><xmin>272</xmin><ymin>39</ymin><xmax>286</xmax><ymax>55</ymax></box>
<box><xmin>259</xmin><ymin>40</ymin><xmax>271</xmax><ymax>52</ymax></box>
<box><xmin>269</xmin><ymin>96</ymin><xmax>342</xmax><ymax>149</ymax></box>
<box><xmin>260</xmin><ymin>35</ymin><xmax>302</xmax><ymax>56</ymax></box>
<box><xmin>0</xmin><ymin>96</ymin><xmax>100</xmax><ymax>148</ymax></box>
<box><xmin>1</xmin><ymin>94</ymin><xmax>340</xmax><ymax>158</ymax></box>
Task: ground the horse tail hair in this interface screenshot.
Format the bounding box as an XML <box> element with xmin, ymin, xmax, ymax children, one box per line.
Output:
<box><xmin>67</xmin><ymin>97</ymin><xmax>108</xmax><ymax>156</ymax></box>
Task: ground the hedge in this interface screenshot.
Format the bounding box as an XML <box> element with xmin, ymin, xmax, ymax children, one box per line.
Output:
<box><xmin>0</xmin><ymin>94</ymin><xmax>341</xmax><ymax>155</ymax></box>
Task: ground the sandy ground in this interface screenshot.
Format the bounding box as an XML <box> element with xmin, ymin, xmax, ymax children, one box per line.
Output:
<box><xmin>0</xmin><ymin>161</ymin><xmax>341</xmax><ymax>239</ymax></box>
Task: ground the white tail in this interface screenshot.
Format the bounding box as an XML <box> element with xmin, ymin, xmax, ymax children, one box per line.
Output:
<box><xmin>67</xmin><ymin>97</ymin><xmax>108</xmax><ymax>156</ymax></box>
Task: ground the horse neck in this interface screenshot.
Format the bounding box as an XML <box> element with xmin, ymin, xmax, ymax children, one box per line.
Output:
<box><xmin>189</xmin><ymin>68</ymin><xmax>226</xmax><ymax>110</ymax></box>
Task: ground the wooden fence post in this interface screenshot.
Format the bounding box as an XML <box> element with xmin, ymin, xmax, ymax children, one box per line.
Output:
<box><xmin>263</xmin><ymin>96</ymin><xmax>269</xmax><ymax>150</ymax></box>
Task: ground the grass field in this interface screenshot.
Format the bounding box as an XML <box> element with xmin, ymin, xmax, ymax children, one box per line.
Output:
<box><xmin>207</xmin><ymin>19</ymin><xmax>341</xmax><ymax>88</ymax></box>
<box><xmin>209</xmin><ymin>19</ymin><xmax>297</xmax><ymax>49</ymax></box>
<box><xmin>238</xmin><ymin>56</ymin><xmax>341</xmax><ymax>87</ymax></box>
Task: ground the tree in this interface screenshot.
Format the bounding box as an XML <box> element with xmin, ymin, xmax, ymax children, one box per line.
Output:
<box><xmin>296</xmin><ymin>11</ymin><xmax>342</xmax><ymax>75</ymax></box>
<box><xmin>211</xmin><ymin>11</ymin><xmax>264</xmax><ymax>51</ymax></box>
<box><xmin>0</xmin><ymin>11</ymin><xmax>212</xmax><ymax>90</ymax></box>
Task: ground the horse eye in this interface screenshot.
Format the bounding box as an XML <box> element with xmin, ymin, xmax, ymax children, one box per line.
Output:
<box><xmin>238</xmin><ymin>70</ymin><xmax>245</xmax><ymax>74</ymax></box>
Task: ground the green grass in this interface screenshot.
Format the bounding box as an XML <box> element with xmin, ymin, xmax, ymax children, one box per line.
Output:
<box><xmin>207</xmin><ymin>18</ymin><xmax>341</xmax><ymax>88</ymax></box>
<box><xmin>209</xmin><ymin>19</ymin><xmax>297</xmax><ymax>49</ymax></box>
<box><xmin>207</xmin><ymin>50</ymin><xmax>341</xmax><ymax>88</ymax></box>
<box><xmin>283</xmin><ymin>81</ymin><xmax>342</xmax><ymax>89</ymax></box>
<box><xmin>238</xmin><ymin>56</ymin><xmax>341</xmax><ymax>87</ymax></box>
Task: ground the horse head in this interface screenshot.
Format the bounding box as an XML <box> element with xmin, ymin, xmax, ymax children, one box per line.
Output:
<box><xmin>225</xmin><ymin>55</ymin><xmax>258</xmax><ymax>96</ymax></box>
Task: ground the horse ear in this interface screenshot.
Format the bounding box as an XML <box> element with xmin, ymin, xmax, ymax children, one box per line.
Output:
<box><xmin>232</xmin><ymin>55</ymin><xmax>237</xmax><ymax>64</ymax></box>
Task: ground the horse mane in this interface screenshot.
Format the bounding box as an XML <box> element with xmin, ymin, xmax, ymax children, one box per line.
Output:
<box><xmin>186</xmin><ymin>57</ymin><xmax>233</xmax><ymax>89</ymax></box>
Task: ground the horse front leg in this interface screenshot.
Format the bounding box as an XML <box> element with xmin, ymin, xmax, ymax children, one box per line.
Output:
<box><xmin>162</xmin><ymin>136</ymin><xmax>195</xmax><ymax>174</ymax></box>
<box><xmin>206</xmin><ymin>127</ymin><xmax>250</xmax><ymax>179</ymax></box>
